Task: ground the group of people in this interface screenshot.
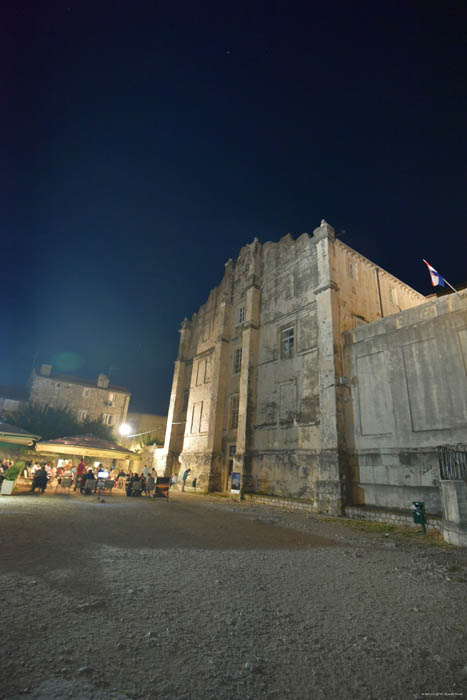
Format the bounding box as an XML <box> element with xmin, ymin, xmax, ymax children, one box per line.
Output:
<box><xmin>1</xmin><ymin>455</ymin><xmax>196</xmax><ymax>497</ymax></box>
<box><xmin>1</xmin><ymin>459</ymin><xmax>14</xmax><ymax>473</ymax></box>
<box><xmin>125</xmin><ymin>465</ymin><xmax>157</xmax><ymax>497</ymax></box>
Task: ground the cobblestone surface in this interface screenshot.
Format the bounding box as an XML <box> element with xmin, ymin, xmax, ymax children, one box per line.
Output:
<box><xmin>1</xmin><ymin>489</ymin><xmax>467</xmax><ymax>700</ymax></box>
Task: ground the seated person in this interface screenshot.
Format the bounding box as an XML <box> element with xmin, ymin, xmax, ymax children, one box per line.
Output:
<box><xmin>81</xmin><ymin>469</ymin><xmax>96</xmax><ymax>495</ymax></box>
<box><xmin>97</xmin><ymin>464</ymin><xmax>109</xmax><ymax>479</ymax></box>
<box><xmin>130</xmin><ymin>472</ymin><xmax>142</xmax><ymax>496</ymax></box>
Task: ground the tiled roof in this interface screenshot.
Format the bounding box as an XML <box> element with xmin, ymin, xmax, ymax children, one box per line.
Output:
<box><xmin>36</xmin><ymin>373</ymin><xmax>130</xmax><ymax>394</ymax></box>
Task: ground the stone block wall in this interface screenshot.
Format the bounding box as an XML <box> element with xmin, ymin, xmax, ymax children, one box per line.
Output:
<box><xmin>345</xmin><ymin>291</ymin><xmax>467</xmax><ymax>513</ymax></box>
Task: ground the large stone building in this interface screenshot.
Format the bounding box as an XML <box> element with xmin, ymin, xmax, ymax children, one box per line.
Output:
<box><xmin>28</xmin><ymin>365</ymin><xmax>131</xmax><ymax>432</ymax></box>
<box><xmin>159</xmin><ymin>220</ymin><xmax>428</xmax><ymax>513</ymax></box>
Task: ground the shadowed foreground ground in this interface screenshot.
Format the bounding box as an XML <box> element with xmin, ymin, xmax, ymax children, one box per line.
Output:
<box><xmin>1</xmin><ymin>489</ymin><xmax>466</xmax><ymax>699</ymax></box>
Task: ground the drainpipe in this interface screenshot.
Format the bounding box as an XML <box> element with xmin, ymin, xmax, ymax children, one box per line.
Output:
<box><xmin>375</xmin><ymin>268</ymin><xmax>384</xmax><ymax>318</ymax></box>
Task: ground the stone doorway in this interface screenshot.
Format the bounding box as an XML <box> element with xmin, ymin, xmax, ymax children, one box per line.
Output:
<box><xmin>225</xmin><ymin>444</ymin><xmax>236</xmax><ymax>491</ymax></box>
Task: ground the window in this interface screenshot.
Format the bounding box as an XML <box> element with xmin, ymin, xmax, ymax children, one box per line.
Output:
<box><xmin>55</xmin><ymin>383</ymin><xmax>61</xmax><ymax>388</ymax></box>
<box><xmin>78</xmin><ymin>409</ymin><xmax>88</xmax><ymax>422</ymax></box>
<box><xmin>202</xmin><ymin>319</ymin><xmax>210</xmax><ymax>342</ymax></box>
<box><xmin>190</xmin><ymin>402</ymin><xmax>203</xmax><ymax>433</ymax></box>
<box><xmin>389</xmin><ymin>287</ymin><xmax>398</xmax><ymax>306</ymax></box>
<box><xmin>182</xmin><ymin>389</ymin><xmax>189</xmax><ymax>412</ymax></box>
<box><xmin>102</xmin><ymin>413</ymin><xmax>114</xmax><ymax>426</ymax></box>
<box><xmin>82</xmin><ymin>388</ymin><xmax>90</xmax><ymax>397</ymax></box>
<box><xmin>195</xmin><ymin>360</ymin><xmax>203</xmax><ymax>386</ymax></box>
<box><xmin>281</xmin><ymin>327</ymin><xmax>295</xmax><ymax>358</ymax></box>
<box><xmin>239</xmin><ymin>306</ymin><xmax>245</xmax><ymax>323</ymax></box>
<box><xmin>228</xmin><ymin>444</ymin><xmax>236</xmax><ymax>477</ymax></box>
<box><xmin>348</xmin><ymin>261</ymin><xmax>357</xmax><ymax>280</ymax></box>
<box><xmin>284</xmin><ymin>273</ymin><xmax>295</xmax><ymax>299</ymax></box>
<box><xmin>233</xmin><ymin>348</ymin><xmax>242</xmax><ymax>374</ymax></box>
<box><xmin>229</xmin><ymin>395</ymin><xmax>239</xmax><ymax>430</ymax></box>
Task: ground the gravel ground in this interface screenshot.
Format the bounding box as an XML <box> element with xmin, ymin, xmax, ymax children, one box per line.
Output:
<box><xmin>1</xmin><ymin>487</ymin><xmax>467</xmax><ymax>700</ymax></box>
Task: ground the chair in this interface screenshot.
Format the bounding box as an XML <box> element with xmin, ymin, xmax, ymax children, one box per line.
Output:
<box><xmin>104</xmin><ymin>479</ymin><xmax>114</xmax><ymax>494</ymax></box>
<box><xmin>96</xmin><ymin>479</ymin><xmax>114</xmax><ymax>496</ymax></box>
<box><xmin>55</xmin><ymin>476</ymin><xmax>73</xmax><ymax>493</ymax></box>
<box><xmin>83</xmin><ymin>478</ymin><xmax>97</xmax><ymax>495</ymax></box>
<box><xmin>131</xmin><ymin>480</ymin><xmax>143</xmax><ymax>496</ymax></box>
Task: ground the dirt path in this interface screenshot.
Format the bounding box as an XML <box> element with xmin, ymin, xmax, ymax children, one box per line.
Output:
<box><xmin>1</xmin><ymin>490</ymin><xmax>467</xmax><ymax>699</ymax></box>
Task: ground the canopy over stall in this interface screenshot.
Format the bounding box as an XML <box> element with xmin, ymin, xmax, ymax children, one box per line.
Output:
<box><xmin>35</xmin><ymin>434</ymin><xmax>135</xmax><ymax>461</ymax></box>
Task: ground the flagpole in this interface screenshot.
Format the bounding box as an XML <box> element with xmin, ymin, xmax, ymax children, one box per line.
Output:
<box><xmin>443</xmin><ymin>279</ymin><xmax>463</xmax><ymax>298</ymax></box>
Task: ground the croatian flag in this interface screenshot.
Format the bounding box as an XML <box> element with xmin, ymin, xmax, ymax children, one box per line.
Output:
<box><xmin>423</xmin><ymin>259</ymin><xmax>445</xmax><ymax>287</ymax></box>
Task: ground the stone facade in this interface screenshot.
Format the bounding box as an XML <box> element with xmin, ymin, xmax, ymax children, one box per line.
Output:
<box><xmin>122</xmin><ymin>412</ymin><xmax>167</xmax><ymax>451</ymax></box>
<box><xmin>28</xmin><ymin>365</ymin><xmax>130</xmax><ymax>434</ymax></box>
<box><xmin>344</xmin><ymin>291</ymin><xmax>467</xmax><ymax>512</ymax></box>
<box><xmin>159</xmin><ymin>220</ymin><xmax>425</xmax><ymax>514</ymax></box>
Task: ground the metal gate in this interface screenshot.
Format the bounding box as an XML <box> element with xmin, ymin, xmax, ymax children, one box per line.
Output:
<box><xmin>438</xmin><ymin>445</ymin><xmax>467</xmax><ymax>481</ymax></box>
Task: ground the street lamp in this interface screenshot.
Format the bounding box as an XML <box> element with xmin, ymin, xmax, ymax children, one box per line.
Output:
<box><xmin>119</xmin><ymin>423</ymin><xmax>132</xmax><ymax>436</ymax></box>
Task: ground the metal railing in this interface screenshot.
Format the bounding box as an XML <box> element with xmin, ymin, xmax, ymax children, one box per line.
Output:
<box><xmin>438</xmin><ymin>445</ymin><xmax>467</xmax><ymax>481</ymax></box>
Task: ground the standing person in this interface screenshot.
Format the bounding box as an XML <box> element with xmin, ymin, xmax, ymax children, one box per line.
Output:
<box><xmin>170</xmin><ymin>473</ymin><xmax>178</xmax><ymax>489</ymax></box>
<box><xmin>75</xmin><ymin>459</ymin><xmax>86</xmax><ymax>491</ymax></box>
<box><xmin>146</xmin><ymin>471</ymin><xmax>155</xmax><ymax>497</ymax></box>
<box><xmin>142</xmin><ymin>464</ymin><xmax>149</xmax><ymax>480</ymax></box>
<box><xmin>182</xmin><ymin>468</ymin><xmax>191</xmax><ymax>492</ymax></box>
<box><xmin>31</xmin><ymin>465</ymin><xmax>48</xmax><ymax>494</ymax></box>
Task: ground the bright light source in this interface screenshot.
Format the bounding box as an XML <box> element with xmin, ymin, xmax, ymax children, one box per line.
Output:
<box><xmin>119</xmin><ymin>423</ymin><xmax>132</xmax><ymax>436</ymax></box>
<box><xmin>94</xmin><ymin>461</ymin><xmax>100</xmax><ymax>468</ymax></box>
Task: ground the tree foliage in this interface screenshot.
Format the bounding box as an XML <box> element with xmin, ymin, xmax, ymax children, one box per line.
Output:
<box><xmin>10</xmin><ymin>403</ymin><xmax>115</xmax><ymax>442</ymax></box>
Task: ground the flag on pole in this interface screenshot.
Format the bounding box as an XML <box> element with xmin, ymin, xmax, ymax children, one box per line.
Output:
<box><xmin>422</xmin><ymin>259</ymin><xmax>445</xmax><ymax>287</ymax></box>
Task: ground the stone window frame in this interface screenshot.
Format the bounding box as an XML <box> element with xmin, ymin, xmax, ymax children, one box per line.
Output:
<box><xmin>82</xmin><ymin>388</ymin><xmax>90</xmax><ymax>398</ymax></box>
<box><xmin>284</xmin><ymin>272</ymin><xmax>295</xmax><ymax>299</ymax></box>
<box><xmin>233</xmin><ymin>347</ymin><xmax>242</xmax><ymax>374</ymax></box>
<box><xmin>348</xmin><ymin>260</ymin><xmax>357</xmax><ymax>280</ymax></box>
<box><xmin>280</xmin><ymin>325</ymin><xmax>296</xmax><ymax>359</ymax></box>
<box><xmin>229</xmin><ymin>394</ymin><xmax>239</xmax><ymax>430</ymax></box>
<box><xmin>78</xmin><ymin>409</ymin><xmax>88</xmax><ymax>422</ymax></box>
<box><xmin>102</xmin><ymin>413</ymin><xmax>114</xmax><ymax>426</ymax></box>
<box><xmin>195</xmin><ymin>359</ymin><xmax>204</xmax><ymax>386</ymax></box>
<box><xmin>190</xmin><ymin>401</ymin><xmax>203</xmax><ymax>434</ymax></box>
<box><xmin>203</xmin><ymin>357</ymin><xmax>211</xmax><ymax>383</ymax></box>
<box><xmin>389</xmin><ymin>287</ymin><xmax>398</xmax><ymax>306</ymax></box>
<box><xmin>238</xmin><ymin>306</ymin><xmax>245</xmax><ymax>324</ymax></box>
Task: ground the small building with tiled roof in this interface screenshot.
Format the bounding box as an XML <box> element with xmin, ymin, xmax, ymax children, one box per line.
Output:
<box><xmin>29</xmin><ymin>365</ymin><xmax>131</xmax><ymax>434</ymax></box>
<box><xmin>0</xmin><ymin>386</ymin><xmax>29</xmax><ymax>416</ymax></box>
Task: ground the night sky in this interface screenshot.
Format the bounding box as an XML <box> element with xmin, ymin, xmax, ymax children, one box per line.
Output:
<box><xmin>3</xmin><ymin>1</ymin><xmax>466</xmax><ymax>414</ymax></box>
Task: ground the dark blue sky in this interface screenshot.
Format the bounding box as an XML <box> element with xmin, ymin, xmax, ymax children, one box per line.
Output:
<box><xmin>3</xmin><ymin>0</ymin><xmax>466</xmax><ymax>413</ymax></box>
